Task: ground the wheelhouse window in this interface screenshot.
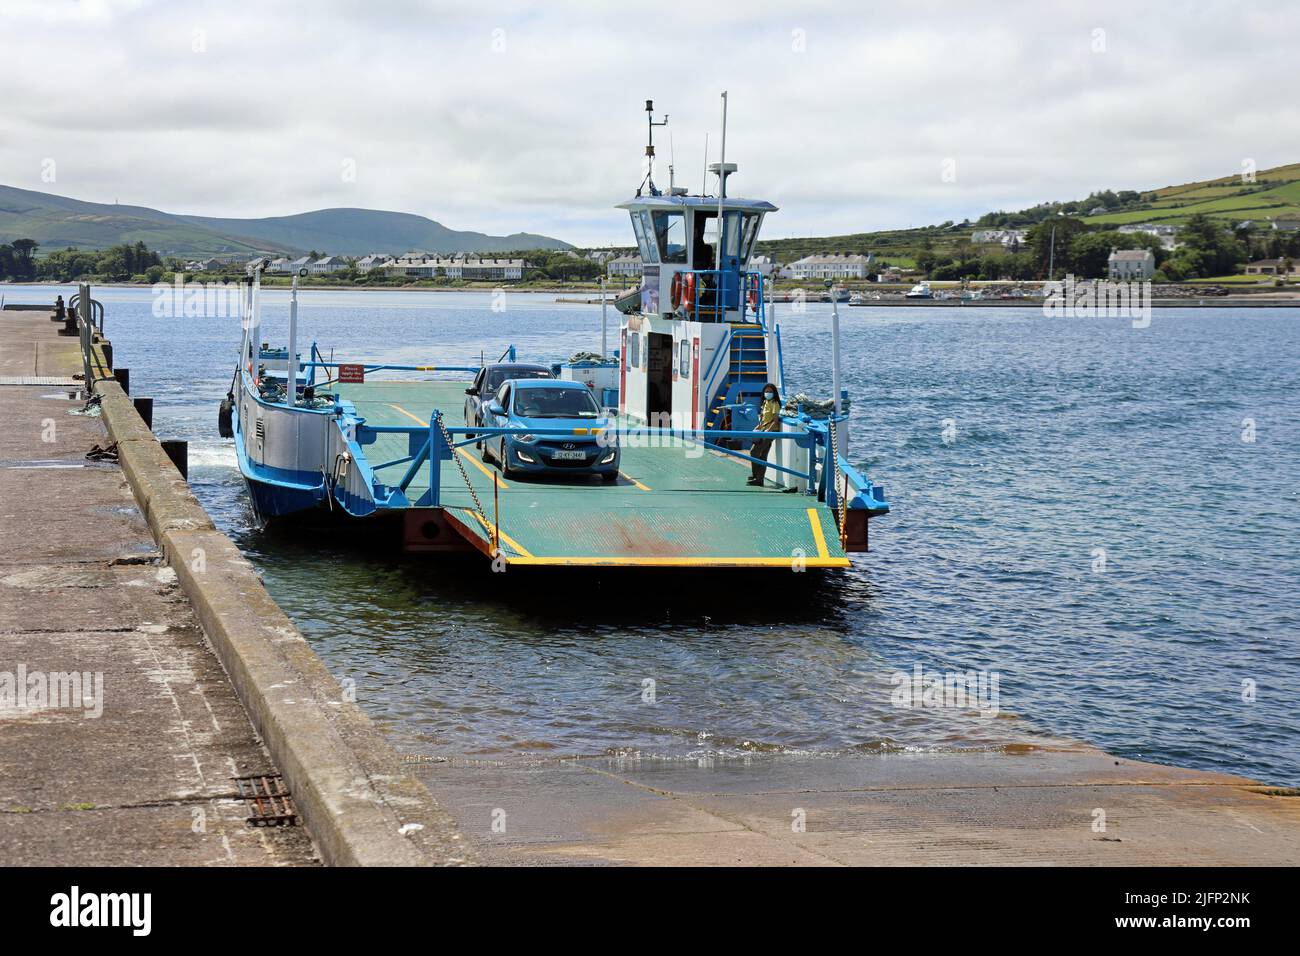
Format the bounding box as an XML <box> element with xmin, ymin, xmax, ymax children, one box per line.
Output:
<box><xmin>629</xmin><ymin>212</ymin><xmax>657</xmax><ymax>263</ymax></box>
<box><xmin>739</xmin><ymin>212</ymin><xmax>763</xmax><ymax>261</ymax></box>
<box><xmin>693</xmin><ymin>210</ymin><xmax>747</xmax><ymax>264</ymax></box>
<box><xmin>724</xmin><ymin>211</ymin><xmax>743</xmax><ymax>258</ymax></box>
<box><xmin>652</xmin><ymin>211</ymin><xmax>687</xmax><ymax>263</ymax></box>
<box><xmin>693</xmin><ymin>212</ymin><xmax>718</xmax><ymax>270</ymax></box>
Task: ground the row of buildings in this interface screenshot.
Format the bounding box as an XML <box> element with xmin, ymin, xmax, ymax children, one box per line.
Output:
<box><xmin>234</xmin><ymin>252</ymin><xmax>527</xmax><ymax>280</ymax></box>
<box><xmin>605</xmin><ymin>251</ymin><xmax>876</xmax><ymax>281</ymax></box>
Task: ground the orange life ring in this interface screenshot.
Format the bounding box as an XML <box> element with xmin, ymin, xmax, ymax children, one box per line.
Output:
<box><xmin>682</xmin><ymin>272</ymin><xmax>696</xmax><ymax>315</ymax></box>
<box><xmin>670</xmin><ymin>271</ymin><xmax>683</xmax><ymax>309</ymax></box>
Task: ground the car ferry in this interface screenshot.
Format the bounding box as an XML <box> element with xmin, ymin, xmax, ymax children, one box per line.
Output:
<box><xmin>220</xmin><ymin>97</ymin><xmax>889</xmax><ymax>568</ymax></box>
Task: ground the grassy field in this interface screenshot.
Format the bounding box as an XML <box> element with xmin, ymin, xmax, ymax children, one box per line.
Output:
<box><xmin>750</xmin><ymin>162</ymin><xmax>1299</xmax><ymax>271</ymax></box>
<box><xmin>1084</xmin><ymin>164</ymin><xmax>1300</xmax><ymax>227</ymax></box>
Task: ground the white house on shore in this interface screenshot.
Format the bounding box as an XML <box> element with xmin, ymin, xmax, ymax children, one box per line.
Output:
<box><xmin>971</xmin><ymin>229</ymin><xmax>1028</xmax><ymax>247</ymax></box>
<box><xmin>1107</xmin><ymin>248</ymin><xmax>1155</xmax><ymax>281</ymax></box>
<box><xmin>310</xmin><ymin>256</ymin><xmax>349</xmax><ymax>274</ymax></box>
<box><xmin>1118</xmin><ymin>223</ymin><xmax>1179</xmax><ymax>251</ymax></box>
<box><xmin>355</xmin><ymin>254</ymin><xmax>392</xmax><ymax>272</ymax></box>
<box><xmin>454</xmin><ymin>257</ymin><xmax>525</xmax><ymax>280</ymax></box>
<box><xmin>786</xmin><ymin>253</ymin><xmax>874</xmax><ymax>280</ymax></box>
<box><xmin>382</xmin><ymin>255</ymin><xmax>525</xmax><ymax>281</ymax></box>
<box><xmin>1243</xmin><ymin>257</ymin><xmax>1298</xmax><ymax>276</ymax></box>
<box><xmin>606</xmin><ymin>254</ymin><xmax>642</xmax><ymax>278</ymax></box>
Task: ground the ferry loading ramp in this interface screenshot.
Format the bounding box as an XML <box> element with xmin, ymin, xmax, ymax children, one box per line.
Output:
<box><xmin>335</xmin><ymin>380</ymin><xmax>851</xmax><ymax>569</ymax></box>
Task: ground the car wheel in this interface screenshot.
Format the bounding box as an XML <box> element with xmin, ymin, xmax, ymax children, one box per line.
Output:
<box><xmin>601</xmin><ymin>471</ymin><xmax>618</xmax><ymax>483</ymax></box>
<box><xmin>500</xmin><ymin>441</ymin><xmax>515</xmax><ymax>478</ymax></box>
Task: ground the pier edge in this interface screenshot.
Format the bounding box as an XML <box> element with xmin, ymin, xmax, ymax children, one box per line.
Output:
<box><xmin>95</xmin><ymin>378</ymin><xmax>470</xmax><ymax>866</ymax></box>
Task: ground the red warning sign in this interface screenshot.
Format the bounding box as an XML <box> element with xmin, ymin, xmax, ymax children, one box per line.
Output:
<box><xmin>338</xmin><ymin>363</ymin><xmax>365</xmax><ymax>383</ymax></box>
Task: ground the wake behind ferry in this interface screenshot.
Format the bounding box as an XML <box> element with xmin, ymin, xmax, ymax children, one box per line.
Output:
<box><xmin>220</xmin><ymin>97</ymin><xmax>889</xmax><ymax>568</ymax></box>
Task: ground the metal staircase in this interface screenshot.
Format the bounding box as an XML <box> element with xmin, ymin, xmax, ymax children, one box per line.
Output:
<box><xmin>704</xmin><ymin>327</ymin><xmax>769</xmax><ymax>431</ymax></box>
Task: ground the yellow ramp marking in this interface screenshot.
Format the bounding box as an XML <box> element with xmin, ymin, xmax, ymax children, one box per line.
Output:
<box><xmin>619</xmin><ymin>471</ymin><xmax>652</xmax><ymax>491</ymax></box>
<box><xmin>506</xmin><ymin>555</ymin><xmax>850</xmax><ymax>568</ymax></box>
<box><xmin>807</xmin><ymin>507</ymin><xmax>830</xmax><ymax>560</ymax></box>
<box><xmin>469</xmin><ymin>510</ymin><xmax>534</xmax><ymax>558</ymax></box>
<box><xmin>384</xmin><ymin>403</ymin><xmax>507</xmax><ymax>488</ymax></box>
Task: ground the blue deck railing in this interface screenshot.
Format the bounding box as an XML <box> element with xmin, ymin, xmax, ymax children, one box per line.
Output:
<box><xmin>350</xmin><ymin>414</ymin><xmax>822</xmax><ymax>508</ymax></box>
<box><xmin>682</xmin><ymin>270</ymin><xmax>766</xmax><ymax>327</ymax></box>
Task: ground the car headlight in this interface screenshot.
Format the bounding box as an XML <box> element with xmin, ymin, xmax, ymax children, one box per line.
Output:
<box><xmin>517</xmin><ymin>434</ymin><xmax>537</xmax><ymax>443</ymax></box>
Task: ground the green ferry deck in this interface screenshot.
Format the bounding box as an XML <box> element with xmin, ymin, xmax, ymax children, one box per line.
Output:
<box><xmin>333</xmin><ymin>380</ymin><xmax>849</xmax><ymax>569</ymax></box>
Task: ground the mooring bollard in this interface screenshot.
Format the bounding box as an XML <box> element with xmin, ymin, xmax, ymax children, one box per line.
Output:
<box><xmin>133</xmin><ymin>397</ymin><xmax>154</xmax><ymax>431</ymax></box>
<box><xmin>161</xmin><ymin>439</ymin><xmax>188</xmax><ymax>480</ymax></box>
<box><xmin>114</xmin><ymin>367</ymin><xmax>130</xmax><ymax>395</ymax></box>
<box><xmin>61</xmin><ymin>306</ymin><xmax>79</xmax><ymax>336</ymax></box>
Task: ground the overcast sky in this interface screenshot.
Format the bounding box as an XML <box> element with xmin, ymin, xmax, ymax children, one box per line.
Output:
<box><xmin>1</xmin><ymin>0</ymin><xmax>1295</xmax><ymax>246</ymax></box>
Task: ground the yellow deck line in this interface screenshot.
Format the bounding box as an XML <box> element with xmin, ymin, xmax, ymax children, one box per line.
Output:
<box><xmin>619</xmin><ymin>471</ymin><xmax>652</xmax><ymax>491</ymax></box>
<box><xmin>504</xmin><ymin>555</ymin><xmax>850</xmax><ymax>568</ymax></box>
<box><xmin>807</xmin><ymin>507</ymin><xmax>831</xmax><ymax>560</ymax></box>
<box><xmin>384</xmin><ymin>402</ymin><xmax>507</xmax><ymax>488</ymax></box>
<box><xmin>468</xmin><ymin>509</ymin><xmax>534</xmax><ymax>558</ymax></box>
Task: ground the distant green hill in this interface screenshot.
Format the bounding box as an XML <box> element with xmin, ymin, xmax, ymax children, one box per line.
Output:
<box><xmin>178</xmin><ymin>207</ymin><xmax>568</xmax><ymax>257</ymax></box>
<box><xmin>0</xmin><ymin>184</ymin><xmax>571</xmax><ymax>257</ymax></box>
<box><xmin>1081</xmin><ymin>162</ymin><xmax>1300</xmax><ymax>227</ymax></box>
<box><xmin>755</xmin><ymin>161</ymin><xmax>1300</xmax><ymax>267</ymax></box>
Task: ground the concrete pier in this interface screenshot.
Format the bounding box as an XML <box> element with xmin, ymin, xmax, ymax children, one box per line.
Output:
<box><xmin>0</xmin><ymin>304</ymin><xmax>466</xmax><ymax>866</ymax></box>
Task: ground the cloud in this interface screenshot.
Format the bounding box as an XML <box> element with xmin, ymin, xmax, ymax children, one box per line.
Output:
<box><xmin>0</xmin><ymin>0</ymin><xmax>1293</xmax><ymax>245</ymax></box>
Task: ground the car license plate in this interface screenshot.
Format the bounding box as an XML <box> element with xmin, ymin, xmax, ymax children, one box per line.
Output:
<box><xmin>552</xmin><ymin>449</ymin><xmax>585</xmax><ymax>461</ymax></box>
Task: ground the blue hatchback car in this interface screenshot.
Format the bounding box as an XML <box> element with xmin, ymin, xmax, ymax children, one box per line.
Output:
<box><xmin>481</xmin><ymin>379</ymin><xmax>620</xmax><ymax>480</ymax></box>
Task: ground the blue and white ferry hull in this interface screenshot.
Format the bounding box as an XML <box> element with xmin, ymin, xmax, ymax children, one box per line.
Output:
<box><xmin>230</xmin><ymin>384</ymin><xmax>328</xmax><ymax>521</ymax></box>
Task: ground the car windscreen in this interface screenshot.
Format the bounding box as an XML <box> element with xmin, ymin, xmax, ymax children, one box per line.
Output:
<box><xmin>484</xmin><ymin>366</ymin><xmax>551</xmax><ymax>391</ymax></box>
<box><xmin>513</xmin><ymin>386</ymin><xmax>600</xmax><ymax>419</ymax></box>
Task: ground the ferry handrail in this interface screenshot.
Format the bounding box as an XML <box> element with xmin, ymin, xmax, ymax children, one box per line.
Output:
<box><xmin>362</xmin><ymin>422</ymin><xmax>816</xmax><ymax>444</ymax></box>
<box><xmin>359</xmin><ymin>421</ymin><xmax>820</xmax><ymax>490</ymax></box>
<box><xmin>774</xmin><ymin>322</ymin><xmax>785</xmax><ymax>389</ymax></box>
<box><xmin>301</xmin><ymin>361</ymin><xmax>482</xmax><ymax>374</ymax></box>
<box><xmin>682</xmin><ymin>268</ymin><xmax>765</xmax><ymax>328</ymax></box>
<box><xmin>698</xmin><ymin>327</ymin><xmax>733</xmax><ymax>409</ymax></box>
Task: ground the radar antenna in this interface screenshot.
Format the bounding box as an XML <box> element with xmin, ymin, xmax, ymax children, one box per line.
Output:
<box><xmin>636</xmin><ymin>99</ymin><xmax>669</xmax><ymax>197</ymax></box>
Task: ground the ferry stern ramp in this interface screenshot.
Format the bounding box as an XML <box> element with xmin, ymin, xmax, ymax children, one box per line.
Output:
<box><xmin>327</xmin><ymin>381</ymin><xmax>888</xmax><ymax>569</ymax></box>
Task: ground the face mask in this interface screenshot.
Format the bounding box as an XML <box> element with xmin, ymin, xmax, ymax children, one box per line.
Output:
<box><xmin>764</xmin><ymin>392</ymin><xmax>775</xmax><ymax>400</ymax></box>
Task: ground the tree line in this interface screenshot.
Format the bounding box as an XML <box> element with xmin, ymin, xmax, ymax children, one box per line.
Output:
<box><xmin>915</xmin><ymin>214</ymin><xmax>1274</xmax><ymax>282</ymax></box>
<box><xmin>0</xmin><ymin>239</ymin><xmax>168</xmax><ymax>282</ymax></box>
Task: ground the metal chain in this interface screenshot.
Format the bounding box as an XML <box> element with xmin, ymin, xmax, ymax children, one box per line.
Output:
<box><xmin>828</xmin><ymin>416</ymin><xmax>848</xmax><ymax>545</ymax></box>
<box><xmin>434</xmin><ymin>414</ymin><xmax>495</xmax><ymax>549</ymax></box>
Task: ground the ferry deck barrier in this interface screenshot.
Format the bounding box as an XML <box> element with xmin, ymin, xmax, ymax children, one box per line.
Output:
<box><xmin>353</xmin><ymin>414</ymin><xmax>823</xmax><ymax>512</ymax></box>
<box><xmin>299</xmin><ymin>344</ymin><xmax>514</xmax><ymax>389</ymax></box>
